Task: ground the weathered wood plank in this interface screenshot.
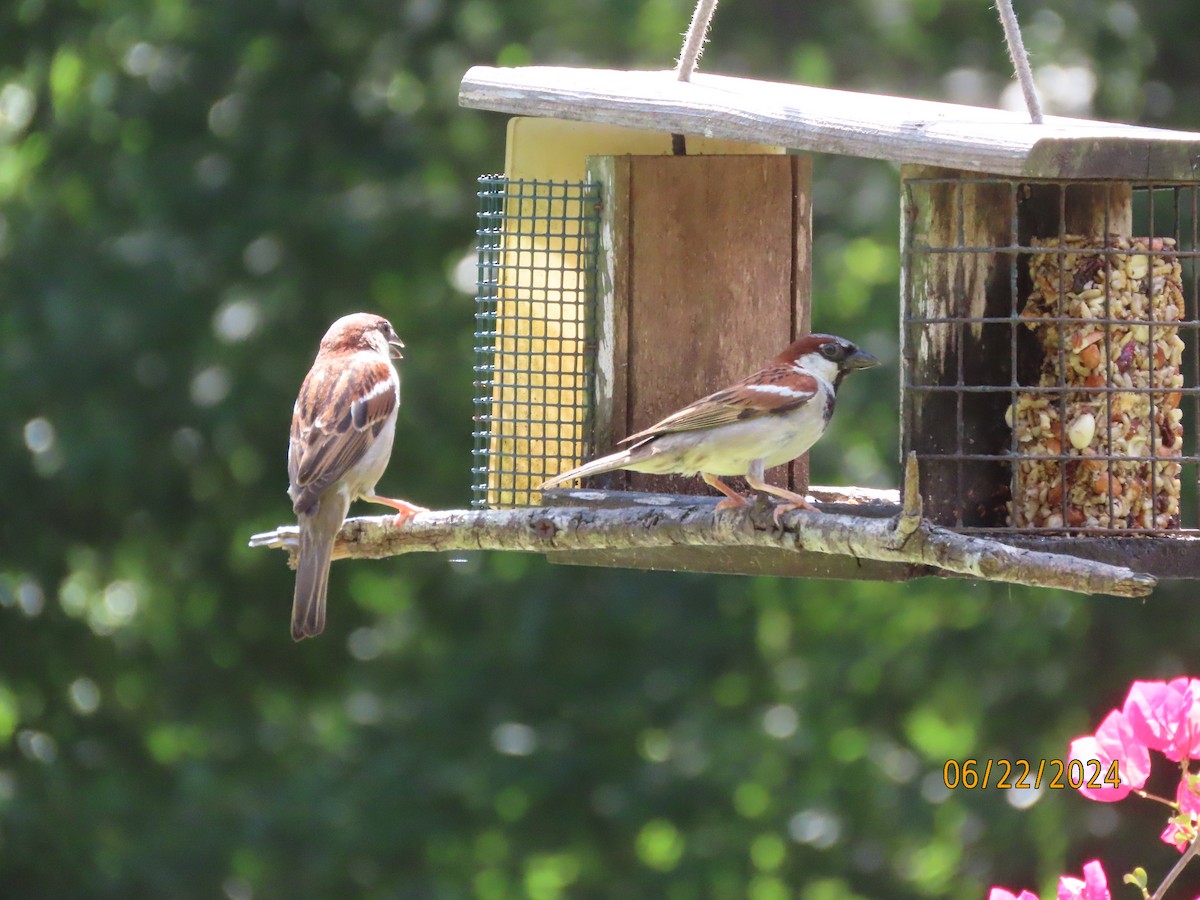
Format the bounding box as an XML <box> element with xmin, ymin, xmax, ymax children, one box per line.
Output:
<box><xmin>546</xmin><ymin>546</ymin><xmax>929</xmax><ymax>581</ymax></box>
<box><xmin>587</xmin><ymin>155</ymin><xmax>630</xmax><ymax>477</ymax></box>
<box><xmin>790</xmin><ymin>154</ymin><xmax>814</xmax><ymax>492</ymax></box>
<box><xmin>548</xmin><ymin>534</ymin><xmax>1200</xmax><ymax>580</ymax></box>
<box><xmin>902</xmin><ymin>166</ymin><xmax>1016</xmax><ymax>527</ymax></box>
<box><xmin>461</xmin><ymin>67</ymin><xmax>1200</xmax><ymax>180</ymax></box>
<box><xmin>996</xmin><ymin>534</ymin><xmax>1200</xmax><ymax>578</ymax></box>
<box><xmin>539</xmin><ymin>486</ymin><xmax>901</xmax><ymax>518</ymax></box>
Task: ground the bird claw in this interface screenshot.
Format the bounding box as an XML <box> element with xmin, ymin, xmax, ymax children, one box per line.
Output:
<box><xmin>769</xmin><ymin>497</ymin><xmax>818</xmax><ymax>528</ymax></box>
<box><xmin>389</xmin><ymin>503</ymin><xmax>428</xmax><ymax>527</ymax></box>
<box><xmin>714</xmin><ymin>494</ymin><xmax>753</xmax><ymax>512</ymax></box>
<box><xmin>392</xmin><ymin>511</ymin><xmax>420</xmax><ymax>527</ymax></box>
<box><xmin>363</xmin><ymin>494</ymin><xmax>427</xmax><ymax>527</ymax></box>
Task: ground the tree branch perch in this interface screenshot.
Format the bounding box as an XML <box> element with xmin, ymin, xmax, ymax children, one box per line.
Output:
<box><xmin>249</xmin><ymin>490</ymin><xmax>1155</xmax><ymax>598</ymax></box>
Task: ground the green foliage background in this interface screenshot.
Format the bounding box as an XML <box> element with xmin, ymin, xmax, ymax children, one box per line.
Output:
<box><xmin>2</xmin><ymin>1</ymin><xmax>1200</xmax><ymax>897</ymax></box>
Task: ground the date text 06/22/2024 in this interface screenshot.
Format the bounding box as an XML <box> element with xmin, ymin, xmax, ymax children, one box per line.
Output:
<box><xmin>942</xmin><ymin>758</ymin><xmax>1120</xmax><ymax>791</ymax></box>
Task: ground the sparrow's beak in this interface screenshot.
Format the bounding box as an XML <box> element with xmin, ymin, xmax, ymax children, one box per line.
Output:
<box><xmin>388</xmin><ymin>337</ymin><xmax>405</xmax><ymax>360</ymax></box>
<box><xmin>844</xmin><ymin>348</ymin><xmax>879</xmax><ymax>371</ymax></box>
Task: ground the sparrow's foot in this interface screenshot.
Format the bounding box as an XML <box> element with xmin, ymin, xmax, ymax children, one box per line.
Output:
<box><xmin>767</xmin><ymin>496</ymin><xmax>819</xmax><ymax>528</ymax></box>
<box><xmin>743</xmin><ymin>475</ymin><xmax>819</xmax><ymax>528</ymax></box>
<box><xmin>364</xmin><ymin>494</ymin><xmax>428</xmax><ymax>527</ymax></box>
<box><xmin>714</xmin><ymin>494</ymin><xmax>753</xmax><ymax>512</ymax></box>
<box><xmin>391</xmin><ymin>509</ymin><xmax>424</xmax><ymax>527</ymax></box>
<box><xmin>702</xmin><ymin>472</ymin><xmax>753</xmax><ymax>511</ymax></box>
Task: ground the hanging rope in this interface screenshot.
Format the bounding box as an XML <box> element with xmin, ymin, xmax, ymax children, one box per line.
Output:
<box><xmin>995</xmin><ymin>0</ymin><xmax>1044</xmax><ymax>124</ymax></box>
<box><xmin>672</xmin><ymin>0</ymin><xmax>720</xmax><ymax>154</ymax></box>
<box><xmin>675</xmin><ymin>0</ymin><xmax>719</xmax><ymax>83</ymax></box>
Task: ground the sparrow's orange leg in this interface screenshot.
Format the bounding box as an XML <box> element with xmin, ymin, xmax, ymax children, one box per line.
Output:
<box><xmin>702</xmin><ymin>472</ymin><xmax>753</xmax><ymax>511</ymax></box>
<box><xmin>744</xmin><ymin>474</ymin><xmax>818</xmax><ymax>527</ymax></box>
<box><xmin>363</xmin><ymin>493</ymin><xmax>428</xmax><ymax>527</ymax></box>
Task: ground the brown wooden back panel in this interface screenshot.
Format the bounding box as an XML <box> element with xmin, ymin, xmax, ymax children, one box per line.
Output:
<box><xmin>589</xmin><ymin>154</ymin><xmax>812</xmax><ymax>497</ymax></box>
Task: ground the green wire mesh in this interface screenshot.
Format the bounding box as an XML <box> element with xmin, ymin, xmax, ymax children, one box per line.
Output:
<box><xmin>900</xmin><ymin>177</ymin><xmax>1200</xmax><ymax>534</ymax></box>
<box><xmin>473</xmin><ymin>176</ymin><xmax>602</xmax><ymax>508</ymax></box>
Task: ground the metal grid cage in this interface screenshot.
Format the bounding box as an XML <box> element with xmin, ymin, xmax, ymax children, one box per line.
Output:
<box><xmin>472</xmin><ymin>175</ymin><xmax>601</xmax><ymax>508</ymax></box>
<box><xmin>902</xmin><ymin>177</ymin><xmax>1200</xmax><ymax>534</ymax></box>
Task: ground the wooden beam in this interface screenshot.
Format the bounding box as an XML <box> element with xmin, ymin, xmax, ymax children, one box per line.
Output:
<box><xmin>542</xmin><ymin>486</ymin><xmax>901</xmax><ymax>517</ymax></box>
<box><xmin>997</xmin><ymin>534</ymin><xmax>1200</xmax><ymax>579</ymax></box>
<box><xmin>461</xmin><ymin>67</ymin><xmax>1200</xmax><ymax>180</ymax></box>
<box><xmin>547</xmin><ymin>546</ymin><xmax>928</xmax><ymax>581</ymax></box>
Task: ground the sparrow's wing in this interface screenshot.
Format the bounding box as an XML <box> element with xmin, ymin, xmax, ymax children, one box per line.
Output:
<box><xmin>289</xmin><ymin>355</ymin><xmax>397</xmax><ymax>514</ymax></box>
<box><xmin>620</xmin><ymin>366</ymin><xmax>820</xmax><ymax>444</ymax></box>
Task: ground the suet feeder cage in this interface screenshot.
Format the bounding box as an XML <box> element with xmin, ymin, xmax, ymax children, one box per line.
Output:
<box><xmin>462</xmin><ymin>66</ymin><xmax>1200</xmax><ymax>581</ymax></box>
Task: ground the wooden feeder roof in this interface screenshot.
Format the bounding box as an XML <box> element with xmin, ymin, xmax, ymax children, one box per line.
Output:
<box><xmin>460</xmin><ymin>66</ymin><xmax>1200</xmax><ymax>181</ymax></box>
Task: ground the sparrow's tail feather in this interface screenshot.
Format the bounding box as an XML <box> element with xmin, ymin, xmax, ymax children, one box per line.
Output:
<box><xmin>291</xmin><ymin>494</ymin><xmax>350</xmax><ymax>641</ymax></box>
<box><xmin>537</xmin><ymin>448</ymin><xmax>638</xmax><ymax>490</ymax></box>
<box><xmin>292</xmin><ymin>531</ymin><xmax>331</xmax><ymax>641</ymax></box>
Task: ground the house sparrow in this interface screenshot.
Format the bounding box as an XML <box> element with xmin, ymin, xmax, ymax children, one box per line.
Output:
<box><xmin>288</xmin><ymin>313</ymin><xmax>426</xmax><ymax>641</ymax></box>
<box><xmin>538</xmin><ymin>333</ymin><xmax>878</xmax><ymax>522</ymax></box>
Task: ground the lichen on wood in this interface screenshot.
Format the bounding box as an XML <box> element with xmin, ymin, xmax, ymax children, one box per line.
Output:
<box><xmin>249</xmin><ymin>459</ymin><xmax>1156</xmax><ymax>598</ymax></box>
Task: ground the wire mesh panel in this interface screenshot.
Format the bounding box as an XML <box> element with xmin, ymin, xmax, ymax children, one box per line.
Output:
<box><xmin>473</xmin><ymin>176</ymin><xmax>601</xmax><ymax>508</ymax></box>
<box><xmin>901</xmin><ymin>174</ymin><xmax>1200</xmax><ymax>535</ymax></box>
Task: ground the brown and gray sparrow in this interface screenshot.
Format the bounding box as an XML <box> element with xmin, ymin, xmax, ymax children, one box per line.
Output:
<box><xmin>288</xmin><ymin>313</ymin><xmax>426</xmax><ymax>641</ymax></box>
<box><xmin>538</xmin><ymin>333</ymin><xmax>878</xmax><ymax>522</ymax></box>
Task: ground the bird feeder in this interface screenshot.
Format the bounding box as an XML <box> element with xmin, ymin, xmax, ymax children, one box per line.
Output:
<box><xmin>461</xmin><ymin>65</ymin><xmax>1200</xmax><ymax>580</ymax></box>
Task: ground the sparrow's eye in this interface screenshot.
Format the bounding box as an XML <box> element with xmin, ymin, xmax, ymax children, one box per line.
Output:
<box><xmin>820</xmin><ymin>343</ymin><xmax>843</xmax><ymax>361</ymax></box>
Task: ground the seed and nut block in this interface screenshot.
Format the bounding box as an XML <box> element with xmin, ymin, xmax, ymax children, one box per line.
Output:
<box><xmin>1009</xmin><ymin>235</ymin><xmax>1184</xmax><ymax>529</ymax></box>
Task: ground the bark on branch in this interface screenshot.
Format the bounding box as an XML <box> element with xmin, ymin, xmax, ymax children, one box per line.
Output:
<box><xmin>250</xmin><ymin>458</ymin><xmax>1155</xmax><ymax>599</ymax></box>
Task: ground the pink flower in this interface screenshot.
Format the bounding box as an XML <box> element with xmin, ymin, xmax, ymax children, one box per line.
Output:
<box><xmin>1068</xmin><ymin>709</ymin><xmax>1151</xmax><ymax>801</ymax></box>
<box><xmin>1123</xmin><ymin>678</ymin><xmax>1200</xmax><ymax>763</ymax></box>
<box><xmin>989</xmin><ymin>861</ymin><xmax>1111</xmax><ymax>900</ymax></box>
<box><xmin>1056</xmin><ymin>860</ymin><xmax>1110</xmax><ymax>900</ymax></box>
<box><xmin>1178</xmin><ymin>772</ymin><xmax>1200</xmax><ymax>816</ymax></box>
<box><xmin>1161</xmin><ymin>816</ymin><xmax>1192</xmax><ymax>852</ymax></box>
<box><xmin>1160</xmin><ymin>776</ymin><xmax>1200</xmax><ymax>851</ymax></box>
